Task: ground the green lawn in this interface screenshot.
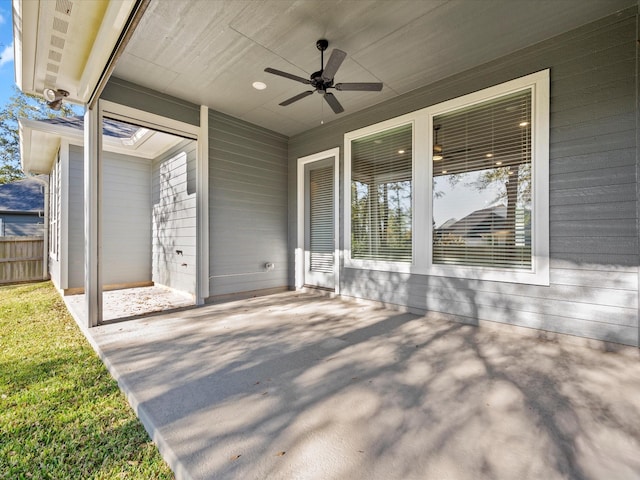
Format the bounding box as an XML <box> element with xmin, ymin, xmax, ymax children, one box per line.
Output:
<box><xmin>0</xmin><ymin>282</ymin><xmax>174</xmax><ymax>479</ymax></box>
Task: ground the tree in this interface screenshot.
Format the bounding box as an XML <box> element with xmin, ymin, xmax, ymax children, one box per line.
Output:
<box><xmin>0</xmin><ymin>86</ymin><xmax>76</xmax><ymax>184</ymax></box>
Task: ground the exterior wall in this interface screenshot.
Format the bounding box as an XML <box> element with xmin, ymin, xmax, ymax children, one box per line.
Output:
<box><xmin>288</xmin><ymin>8</ymin><xmax>639</xmax><ymax>345</ymax></box>
<box><xmin>152</xmin><ymin>139</ymin><xmax>197</xmax><ymax>295</ymax></box>
<box><xmin>0</xmin><ymin>214</ymin><xmax>43</xmax><ymax>236</ymax></box>
<box><xmin>100</xmin><ymin>77</ymin><xmax>291</xmax><ymax>299</ymax></box>
<box><xmin>101</xmin><ymin>77</ymin><xmax>200</xmax><ymax>127</ymax></box>
<box><xmin>67</xmin><ymin>145</ymin><xmax>153</xmax><ymax>290</ymax></box>
<box><xmin>103</xmin><ymin>153</ymin><xmax>152</xmax><ymax>285</ymax></box>
<box><xmin>68</xmin><ymin>146</ymin><xmax>84</xmax><ymax>289</ymax></box>
<box><xmin>208</xmin><ymin>111</ymin><xmax>288</xmax><ymax>297</ymax></box>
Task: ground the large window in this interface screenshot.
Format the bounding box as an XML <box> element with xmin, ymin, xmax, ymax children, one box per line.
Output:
<box><xmin>432</xmin><ymin>90</ymin><xmax>532</xmax><ymax>269</ymax></box>
<box><xmin>344</xmin><ymin>70</ymin><xmax>549</xmax><ymax>284</ymax></box>
<box><xmin>350</xmin><ymin>124</ymin><xmax>413</xmax><ymax>262</ymax></box>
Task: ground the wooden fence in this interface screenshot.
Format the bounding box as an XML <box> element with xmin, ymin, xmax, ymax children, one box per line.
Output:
<box><xmin>0</xmin><ymin>236</ymin><xmax>45</xmax><ymax>284</ymax></box>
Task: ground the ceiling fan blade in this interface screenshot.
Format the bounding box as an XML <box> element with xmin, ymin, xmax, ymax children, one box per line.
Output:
<box><xmin>279</xmin><ymin>90</ymin><xmax>314</xmax><ymax>106</ymax></box>
<box><xmin>265</xmin><ymin>67</ymin><xmax>311</xmax><ymax>85</ymax></box>
<box><xmin>323</xmin><ymin>92</ymin><xmax>344</xmax><ymax>114</ymax></box>
<box><xmin>334</xmin><ymin>82</ymin><xmax>383</xmax><ymax>92</ymax></box>
<box><xmin>321</xmin><ymin>49</ymin><xmax>347</xmax><ymax>81</ymax></box>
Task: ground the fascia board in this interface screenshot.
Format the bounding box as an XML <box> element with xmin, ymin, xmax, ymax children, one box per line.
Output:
<box><xmin>77</xmin><ymin>0</ymin><xmax>137</xmax><ymax>102</ymax></box>
<box><xmin>12</xmin><ymin>0</ymin><xmax>38</xmax><ymax>94</ymax></box>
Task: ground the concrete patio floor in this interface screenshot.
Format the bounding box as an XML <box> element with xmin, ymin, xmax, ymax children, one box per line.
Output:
<box><xmin>69</xmin><ymin>291</ymin><xmax>640</xmax><ymax>480</ymax></box>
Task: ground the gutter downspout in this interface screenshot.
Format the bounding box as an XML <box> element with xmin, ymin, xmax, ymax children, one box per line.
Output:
<box><xmin>24</xmin><ymin>172</ymin><xmax>49</xmax><ymax>280</ymax></box>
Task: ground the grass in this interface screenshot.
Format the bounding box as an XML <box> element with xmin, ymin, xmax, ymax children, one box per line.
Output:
<box><xmin>0</xmin><ymin>282</ymin><xmax>174</xmax><ymax>479</ymax></box>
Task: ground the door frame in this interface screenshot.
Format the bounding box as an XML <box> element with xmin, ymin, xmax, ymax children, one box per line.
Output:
<box><xmin>296</xmin><ymin>147</ymin><xmax>340</xmax><ymax>293</ymax></box>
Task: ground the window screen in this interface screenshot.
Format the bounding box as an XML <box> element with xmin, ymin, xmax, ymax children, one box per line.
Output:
<box><xmin>351</xmin><ymin>124</ymin><xmax>412</xmax><ymax>262</ymax></box>
<box><xmin>432</xmin><ymin>90</ymin><xmax>532</xmax><ymax>269</ymax></box>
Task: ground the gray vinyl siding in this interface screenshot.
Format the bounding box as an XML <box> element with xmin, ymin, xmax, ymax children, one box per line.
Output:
<box><xmin>288</xmin><ymin>8</ymin><xmax>639</xmax><ymax>345</ymax></box>
<box><xmin>101</xmin><ymin>77</ymin><xmax>200</xmax><ymax>126</ymax></box>
<box><xmin>208</xmin><ymin>111</ymin><xmax>288</xmax><ymax>297</ymax></box>
<box><xmin>68</xmin><ymin>146</ymin><xmax>84</xmax><ymax>289</ymax></box>
<box><xmin>102</xmin><ymin>154</ymin><xmax>152</xmax><ymax>285</ymax></box>
<box><xmin>67</xmin><ymin>145</ymin><xmax>153</xmax><ymax>289</ymax></box>
<box><xmin>0</xmin><ymin>214</ymin><xmax>43</xmax><ymax>236</ymax></box>
<box><xmin>152</xmin><ymin>139</ymin><xmax>197</xmax><ymax>295</ymax></box>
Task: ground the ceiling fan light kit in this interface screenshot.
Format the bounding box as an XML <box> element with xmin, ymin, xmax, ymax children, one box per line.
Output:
<box><xmin>264</xmin><ymin>39</ymin><xmax>383</xmax><ymax>114</ymax></box>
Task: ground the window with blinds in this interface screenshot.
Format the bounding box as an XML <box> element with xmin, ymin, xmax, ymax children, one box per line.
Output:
<box><xmin>432</xmin><ymin>89</ymin><xmax>532</xmax><ymax>269</ymax></box>
<box><xmin>351</xmin><ymin>124</ymin><xmax>412</xmax><ymax>262</ymax></box>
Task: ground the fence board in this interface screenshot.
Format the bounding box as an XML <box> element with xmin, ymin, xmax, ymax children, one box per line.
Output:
<box><xmin>0</xmin><ymin>237</ymin><xmax>45</xmax><ymax>284</ymax></box>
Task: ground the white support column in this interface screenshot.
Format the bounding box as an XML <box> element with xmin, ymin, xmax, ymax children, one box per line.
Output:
<box><xmin>196</xmin><ymin>105</ymin><xmax>209</xmax><ymax>304</ymax></box>
<box><xmin>84</xmin><ymin>104</ymin><xmax>103</xmax><ymax>327</ymax></box>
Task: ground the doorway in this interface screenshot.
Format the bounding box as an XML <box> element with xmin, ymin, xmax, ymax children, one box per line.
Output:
<box><xmin>296</xmin><ymin>148</ymin><xmax>339</xmax><ymax>291</ymax></box>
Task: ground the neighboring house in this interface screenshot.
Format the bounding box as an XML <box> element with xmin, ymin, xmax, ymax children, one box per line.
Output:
<box><xmin>0</xmin><ymin>177</ymin><xmax>45</xmax><ymax>236</ymax></box>
<box><xmin>13</xmin><ymin>1</ymin><xmax>640</xmax><ymax>348</ymax></box>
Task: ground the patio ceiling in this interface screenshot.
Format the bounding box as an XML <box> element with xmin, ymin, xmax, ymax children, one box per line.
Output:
<box><xmin>113</xmin><ymin>0</ymin><xmax>635</xmax><ymax>137</ymax></box>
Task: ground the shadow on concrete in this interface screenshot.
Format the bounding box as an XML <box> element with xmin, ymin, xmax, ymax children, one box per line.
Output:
<box><xmin>86</xmin><ymin>291</ymin><xmax>640</xmax><ymax>480</ymax></box>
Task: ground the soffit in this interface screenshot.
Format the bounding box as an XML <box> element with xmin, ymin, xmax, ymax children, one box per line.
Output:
<box><xmin>13</xmin><ymin>0</ymin><xmax>137</xmax><ymax>104</ymax></box>
<box><xmin>20</xmin><ymin>117</ymin><xmax>183</xmax><ymax>174</ymax></box>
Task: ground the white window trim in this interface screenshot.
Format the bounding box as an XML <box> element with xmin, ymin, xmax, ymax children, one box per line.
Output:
<box><xmin>343</xmin><ymin>70</ymin><xmax>550</xmax><ymax>286</ymax></box>
<box><xmin>344</xmin><ymin>117</ymin><xmax>417</xmax><ymax>274</ymax></box>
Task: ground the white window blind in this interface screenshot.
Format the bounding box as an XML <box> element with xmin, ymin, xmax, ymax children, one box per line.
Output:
<box><xmin>309</xmin><ymin>165</ymin><xmax>334</xmax><ymax>273</ymax></box>
<box><xmin>432</xmin><ymin>89</ymin><xmax>532</xmax><ymax>269</ymax></box>
<box><xmin>351</xmin><ymin>124</ymin><xmax>412</xmax><ymax>262</ymax></box>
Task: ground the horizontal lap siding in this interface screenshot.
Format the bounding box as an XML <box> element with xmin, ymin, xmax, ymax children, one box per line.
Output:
<box><xmin>209</xmin><ymin>111</ymin><xmax>288</xmax><ymax>296</ymax></box>
<box><xmin>67</xmin><ymin>147</ymin><xmax>84</xmax><ymax>289</ymax></box>
<box><xmin>102</xmin><ymin>153</ymin><xmax>152</xmax><ymax>285</ymax></box>
<box><xmin>288</xmin><ymin>9</ymin><xmax>639</xmax><ymax>345</ymax></box>
<box><xmin>67</xmin><ymin>146</ymin><xmax>153</xmax><ymax>289</ymax></box>
<box><xmin>152</xmin><ymin>140</ymin><xmax>197</xmax><ymax>295</ymax></box>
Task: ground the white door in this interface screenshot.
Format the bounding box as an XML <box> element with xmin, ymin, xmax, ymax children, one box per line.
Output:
<box><xmin>304</xmin><ymin>158</ymin><xmax>335</xmax><ymax>289</ymax></box>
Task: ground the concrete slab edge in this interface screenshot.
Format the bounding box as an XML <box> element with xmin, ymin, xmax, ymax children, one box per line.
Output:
<box><xmin>63</xmin><ymin>297</ymin><xmax>192</xmax><ymax>480</ymax></box>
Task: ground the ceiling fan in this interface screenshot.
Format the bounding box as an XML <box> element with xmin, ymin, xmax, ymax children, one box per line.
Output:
<box><xmin>264</xmin><ymin>39</ymin><xmax>383</xmax><ymax>114</ymax></box>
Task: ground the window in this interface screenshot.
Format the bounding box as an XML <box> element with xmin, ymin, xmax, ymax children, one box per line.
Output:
<box><xmin>344</xmin><ymin>70</ymin><xmax>549</xmax><ymax>285</ymax></box>
<box><xmin>432</xmin><ymin>90</ymin><xmax>532</xmax><ymax>269</ymax></box>
<box><xmin>49</xmin><ymin>154</ymin><xmax>61</xmax><ymax>260</ymax></box>
<box><xmin>350</xmin><ymin>124</ymin><xmax>413</xmax><ymax>262</ymax></box>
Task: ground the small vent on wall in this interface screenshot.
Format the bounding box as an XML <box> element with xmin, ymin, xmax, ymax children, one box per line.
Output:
<box><xmin>47</xmin><ymin>63</ymin><xmax>60</xmax><ymax>74</ymax></box>
<box><xmin>55</xmin><ymin>0</ymin><xmax>73</xmax><ymax>15</ymax></box>
<box><xmin>45</xmin><ymin>74</ymin><xmax>57</xmax><ymax>86</ymax></box>
<box><xmin>52</xmin><ymin>17</ymin><xmax>69</xmax><ymax>34</ymax></box>
<box><xmin>51</xmin><ymin>35</ymin><xmax>65</xmax><ymax>49</ymax></box>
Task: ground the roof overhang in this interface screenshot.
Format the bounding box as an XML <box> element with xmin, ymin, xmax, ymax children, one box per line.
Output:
<box><xmin>13</xmin><ymin>0</ymin><xmax>137</xmax><ymax>105</ymax></box>
<box><xmin>20</xmin><ymin>117</ymin><xmax>184</xmax><ymax>174</ymax></box>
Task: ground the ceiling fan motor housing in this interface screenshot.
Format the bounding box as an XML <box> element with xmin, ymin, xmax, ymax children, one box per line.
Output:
<box><xmin>316</xmin><ymin>39</ymin><xmax>329</xmax><ymax>51</ymax></box>
<box><xmin>311</xmin><ymin>70</ymin><xmax>333</xmax><ymax>91</ymax></box>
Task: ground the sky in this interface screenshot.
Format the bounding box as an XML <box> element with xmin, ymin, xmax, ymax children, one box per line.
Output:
<box><xmin>0</xmin><ymin>0</ymin><xmax>17</xmax><ymax>106</ymax></box>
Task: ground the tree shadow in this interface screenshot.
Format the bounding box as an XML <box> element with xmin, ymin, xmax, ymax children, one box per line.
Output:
<box><xmin>89</xmin><ymin>290</ymin><xmax>640</xmax><ymax>479</ymax></box>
